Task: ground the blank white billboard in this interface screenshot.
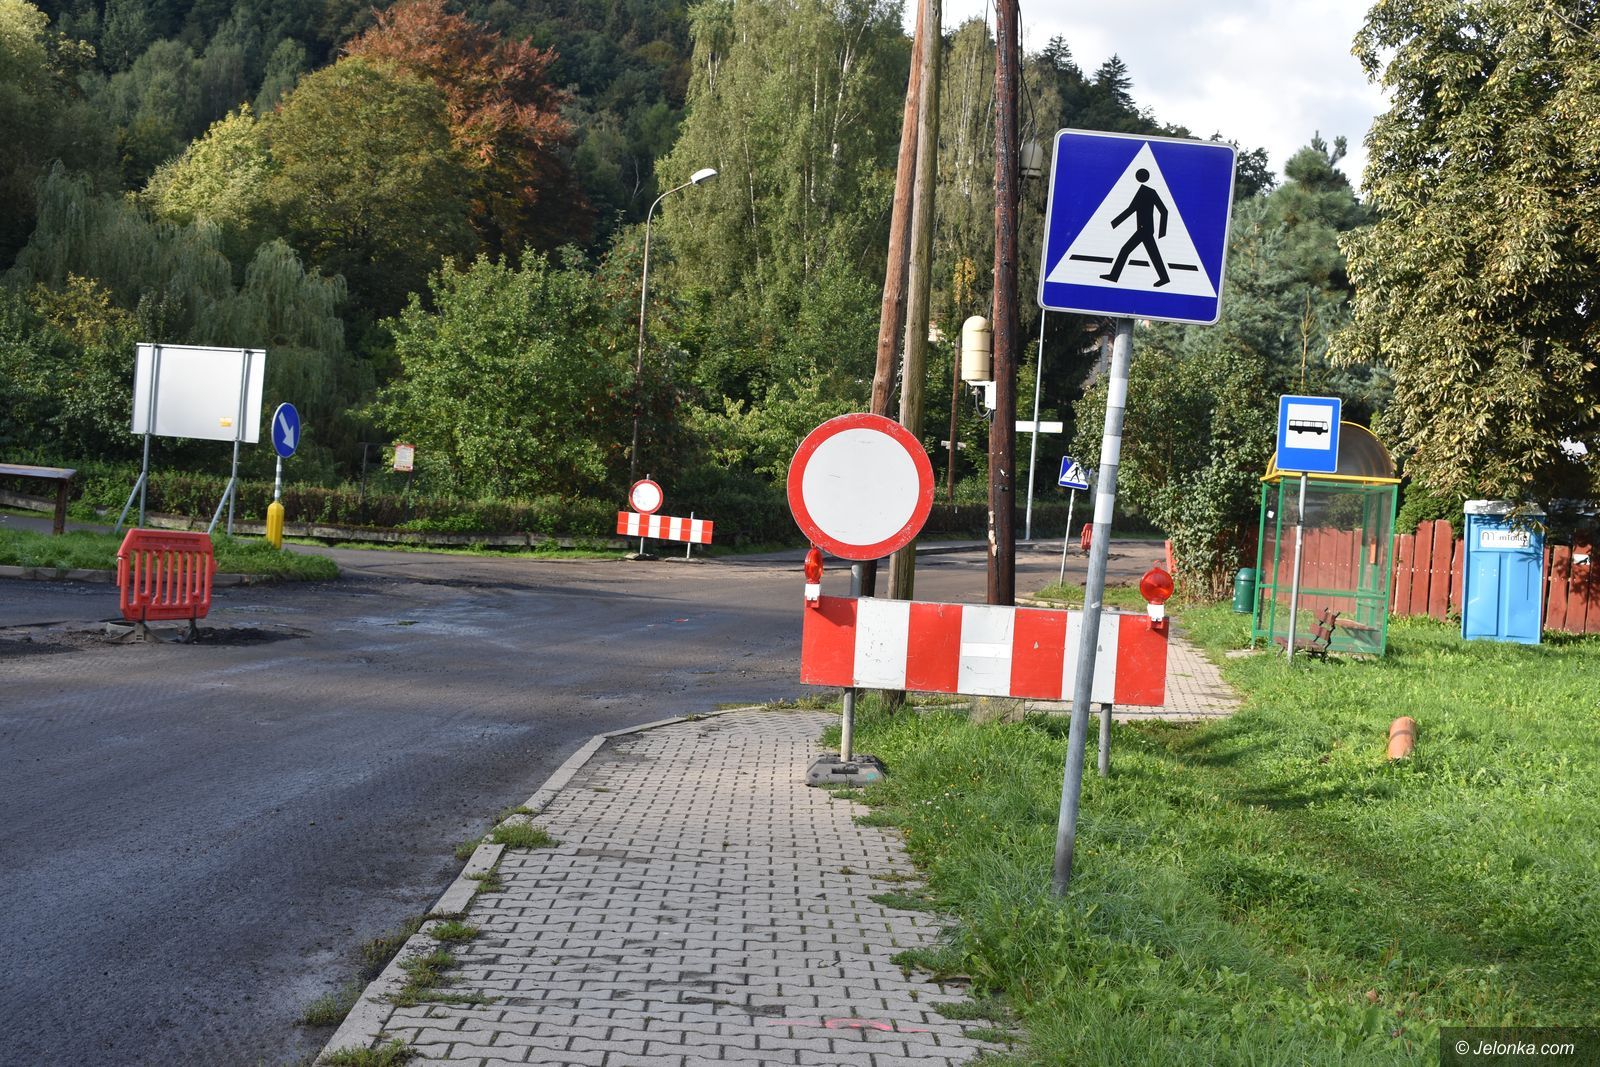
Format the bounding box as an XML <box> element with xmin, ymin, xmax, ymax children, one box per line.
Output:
<box><xmin>131</xmin><ymin>343</ymin><xmax>266</xmax><ymax>444</ymax></box>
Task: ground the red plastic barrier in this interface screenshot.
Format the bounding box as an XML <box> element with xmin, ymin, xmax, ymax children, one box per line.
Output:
<box><xmin>1080</xmin><ymin>523</ymin><xmax>1093</xmax><ymax>552</ymax></box>
<box><xmin>117</xmin><ymin>529</ymin><xmax>215</xmax><ymax>623</ymax></box>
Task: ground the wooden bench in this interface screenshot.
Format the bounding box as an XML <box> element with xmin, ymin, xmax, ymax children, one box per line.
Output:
<box><xmin>1274</xmin><ymin>607</ymin><xmax>1340</xmax><ymax>659</ymax></box>
<box><xmin>0</xmin><ymin>463</ymin><xmax>77</xmax><ymax>535</ymax></box>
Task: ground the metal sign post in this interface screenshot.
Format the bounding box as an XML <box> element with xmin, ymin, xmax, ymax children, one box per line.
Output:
<box><xmin>1053</xmin><ymin>317</ymin><xmax>1133</xmax><ymax>896</ymax></box>
<box><xmin>1023</xmin><ymin>310</ymin><xmax>1047</xmax><ymax>541</ymax></box>
<box><xmin>116</xmin><ymin>344</ymin><xmax>161</xmax><ymax>533</ymax></box>
<box><xmin>837</xmin><ymin>562</ymin><xmax>866</xmax><ymax>761</ymax></box>
<box><xmin>1285</xmin><ymin>473</ymin><xmax>1309</xmax><ymax>662</ymax></box>
<box><xmin>207</xmin><ymin>350</ymin><xmax>259</xmax><ymax>536</ymax></box>
<box><xmin>1058</xmin><ymin>489</ymin><xmax>1076</xmax><ymax>585</ymax></box>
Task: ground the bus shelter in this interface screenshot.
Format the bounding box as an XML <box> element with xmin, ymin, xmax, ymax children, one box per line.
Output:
<box><xmin>1252</xmin><ymin>423</ymin><xmax>1399</xmax><ymax>656</ymax></box>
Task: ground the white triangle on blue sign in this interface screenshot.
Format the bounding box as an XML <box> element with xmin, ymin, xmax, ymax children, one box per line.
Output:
<box><xmin>1045</xmin><ymin>143</ymin><xmax>1217</xmax><ymax>299</ymax></box>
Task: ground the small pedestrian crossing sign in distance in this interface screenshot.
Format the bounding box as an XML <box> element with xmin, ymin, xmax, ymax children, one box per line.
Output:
<box><xmin>1038</xmin><ymin>129</ymin><xmax>1236</xmax><ymax>325</ymax></box>
<box><xmin>1058</xmin><ymin>457</ymin><xmax>1089</xmax><ymax>490</ymax></box>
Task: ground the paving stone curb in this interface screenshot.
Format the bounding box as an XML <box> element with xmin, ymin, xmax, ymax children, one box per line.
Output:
<box><xmin>315</xmin><ymin>705</ymin><xmax>765</xmax><ymax>1064</ymax></box>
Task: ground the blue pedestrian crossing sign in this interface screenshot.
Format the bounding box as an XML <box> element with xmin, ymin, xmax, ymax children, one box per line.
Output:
<box><xmin>1275</xmin><ymin>395</ymin><xmax>1341</xmax><ymax>474</ymax></box>
<box><xmin>1038</xmin><ymin>130</ymin><xmax>1237</xmax><ymax>325</ymax></box>
<box><xmin>271</xmin><ymin>402</ymin><xmax>301</xmax><ymax>459</ymax></box>
<box><xmin>1058</xmin><ymin>456</ymin><xmax>1089</xmax><ymax>490</ymax></box>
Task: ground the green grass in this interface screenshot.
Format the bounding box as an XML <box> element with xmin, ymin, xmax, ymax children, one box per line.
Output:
<box><xmin>357</xmin><ymin>916</ymin><xmax>426</xmax><ymax>982</ymax></box>
<box><xmin>838</xmin><ymin>611</ymin><xmax>1600</xmax><ymax>1063</ymax></box>
<box><xmin>321</xmin><ymin>1040</ymin><xmax>414</xmax><ymax>1066</ymax></box>
<box><xmin>489</xmin><ymin>822</ymin><xmax>558</xmax><ymax>849</ymax></box>
<box><xmin>387</xmin><ymin>947</ymin><xmax>496</xmax><ymax>1008</ymax></box>
<box><xmin>429</xmin><ymin>920</ymin><xmax>479</xmax><ymax>943</ymax></box>
<box><xmin>300</xmin><ymin>982</ymin><xmax>363</xmax><ymax>1027</ymax></box>
<box><xmin>467</xmin><ymin>868</ymin><xmax>505</xmax><ymax>894</ymax></box>
<box><xmin>0</xmin><ymin>527</ymin><xmax>338</xmax><ymax>579</ymax></box>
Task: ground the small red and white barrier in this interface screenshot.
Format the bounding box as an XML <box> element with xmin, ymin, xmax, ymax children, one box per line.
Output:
<box><xmin>801</xmin><ymin>596</ymin><xmax>1167</xmax><ymax>706</ymax></box>
<box><xmin>616</xmin><ymin>511</ymin><xmax>714</xmax><ymax>545</ymax></box>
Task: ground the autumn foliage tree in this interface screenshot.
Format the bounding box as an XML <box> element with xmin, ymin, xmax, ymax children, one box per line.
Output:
<box><xmin>346</xmin><ymin>0</ymin><xmax>591</xmax><ymax>256</ymax></box>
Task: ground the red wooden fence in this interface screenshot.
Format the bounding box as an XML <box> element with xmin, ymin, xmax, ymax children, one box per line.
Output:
<box><xmin>1390</xmin><ymin>519</ymin><xmax>1599</xmax><ymax>634</ymax></box>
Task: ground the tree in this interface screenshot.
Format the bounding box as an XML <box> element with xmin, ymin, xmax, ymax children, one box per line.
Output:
<box><xmin>0</xmin><ymin>275</ymin><xmax>139</xmax><ymax>458</ymax></box>
<box><xmin>259</xmin><ymin>57</ymin><xmax>476</xmax><ymax>315</ymax></box>
<box><xmin>652</xmin><ymin>0</ymin><xmax>908</xmax><ymax>403</ymax></box>
<box><xmin>142</xmin><ymin>104</ymin><xmax>271</xmax><ymax>261</ymax></box>
<box><xmin>1336</xmin><ymin>0</ymin><xmax>1600</xmax><ymax>501</ymax></box>
<box><xmin>345</xmin><ymin>0</ymin><xmax>590</xmax><ymax>257</ymax></box>
<box><xmin>6</xmin><ymin>166</ymin><xmax>355</xmax><ymax>471</ymax></box>
<box><xmin>369</xmin><ymin>254</ymin><xmax>631</xmax><ymax>499</ymax></box>
<box><xmin>0</xmin><ymin>0</ymin><xmax>109</xmax><ymax>263</ymax></box>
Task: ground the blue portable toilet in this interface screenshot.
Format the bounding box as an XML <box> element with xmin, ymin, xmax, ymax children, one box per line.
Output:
<box><xmin>1461</xmin><ymin>500</ymin><xmax>1546</xmax><ymax>645</ymax></box>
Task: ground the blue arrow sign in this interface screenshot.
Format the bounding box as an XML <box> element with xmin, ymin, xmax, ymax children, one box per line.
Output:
<box><xmin>271</xmin><ymin>402</ymin><xmax>301</xmax><ymax>459</ymax></box>
<box><xmin>1275</xmin><ymin>395</ymin><xmax>1341</xmax><ymax>474</ymax></box>
<box><xmin>1058</xmin><ymin>456</ymin><xmax>1089</xmax><ymax>490</ymax></box>
<box><xmin>1038</xmin><ymin>130</ymin><xmax>1237</xmax><ymax>325</ymax></box>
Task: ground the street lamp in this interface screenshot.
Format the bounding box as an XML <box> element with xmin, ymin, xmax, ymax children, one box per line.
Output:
<box><xmin>630</xmin><ymin>166</ymin><xmax>719</xmax><ymax>483</ymax></box>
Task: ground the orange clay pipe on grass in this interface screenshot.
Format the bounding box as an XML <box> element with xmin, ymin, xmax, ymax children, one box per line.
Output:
<box><xmin>1388</xmin><ymin>716</ymin><xmax>1417</xmax><ymax>760</ymax></box>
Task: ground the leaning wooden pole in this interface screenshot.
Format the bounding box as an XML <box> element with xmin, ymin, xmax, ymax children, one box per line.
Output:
<box><xmin>871</xmin><ymin>2</ymin><xmax>924</xmax><ymax>420</ymax></box>
<box><xmin>888</xmin><ymin>0</ymin><xmax>942</xmax><ymax>604</ymax></box>
<box><xmin>987</xmin><ymin>0</ymin><xmax>1020</xmax><ymax>606</ymax></box>
<box><xmin>860</xmin><ymin>0</ymin><xmax>925</xmax><ymax>600</ymax></box>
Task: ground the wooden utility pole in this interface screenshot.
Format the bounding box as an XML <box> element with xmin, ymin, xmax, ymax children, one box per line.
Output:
<box><xmin>871</xmin><ymin>2</ymin><xmax>925</xmax><ymax>421</ymax></box>
<box><xmin>861</xmin><ymin>0</ymin><xmax>926</xmax><ymax>599</ymax></box>
<box><xmin>987</xmin><ymin>0</ymin><xmax>1020</xmax><ymax>606</ymax></box>
<box><xmin>889</xmin><ymin>0</ymin><xmax>941</xmax><ymax>603</ymax></box>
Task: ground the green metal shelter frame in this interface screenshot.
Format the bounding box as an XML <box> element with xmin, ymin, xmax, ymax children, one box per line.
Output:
<box><xmin>1252</xmin><ymin>423</ymin><xmax>1400</xmax><ymax>656</ymax></box>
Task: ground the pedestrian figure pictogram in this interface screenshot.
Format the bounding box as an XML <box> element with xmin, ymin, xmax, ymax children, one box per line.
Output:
<box><xmin>1101</xmin><ymin>169</ymin><xmax>1170</xmax><ymax>287</ymax></box>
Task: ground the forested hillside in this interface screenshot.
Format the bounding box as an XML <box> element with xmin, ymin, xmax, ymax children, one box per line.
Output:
<box><xmin>1</xmin><ymin>0</ymin><xmax>1395</xmax><ymax>588</ymax></box>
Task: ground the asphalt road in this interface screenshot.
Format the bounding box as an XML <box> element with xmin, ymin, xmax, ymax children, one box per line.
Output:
<box><xmin>0</xmin><ymin>536</ymin><xmax>1163</xmax><ymax>1065</ymax></box>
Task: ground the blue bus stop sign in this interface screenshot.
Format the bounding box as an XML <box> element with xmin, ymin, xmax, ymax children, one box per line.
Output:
<box><xmin>1038</xmin><ymin>130</ymin><xmax>1237</xmax><ymax>325</ymax></box>
<box><xmin>271</xmin><ymin>402</ymin><xmax>301</xmax><ymax>459</ymax></box>
<box><xmin>1275</xmin><ymin>395</ymin><xmax>1341</xmax><ymax>474</ymax></box>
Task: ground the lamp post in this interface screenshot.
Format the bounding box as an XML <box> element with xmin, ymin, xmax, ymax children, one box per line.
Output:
<box><xmin>630</xmin><ymin>166</ymin><xmax>718</xmax><ymax>484</ymax></box>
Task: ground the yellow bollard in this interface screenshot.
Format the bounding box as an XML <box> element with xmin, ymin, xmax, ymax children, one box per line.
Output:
<box><xmin>266</xmin><ymin>500</ymin><xmax>284</xmax><ymax>549</ymax></box>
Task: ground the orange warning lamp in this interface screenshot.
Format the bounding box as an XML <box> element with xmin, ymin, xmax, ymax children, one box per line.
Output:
<box><xmin>804</xmin><ymin>547</ymin><xmax>824</xmax><ymax>607</ymax></box>
<box><xmin>1140</xmin><ymin>565</ymin><xmax>1174</xmax><ymax>629</ymax></box>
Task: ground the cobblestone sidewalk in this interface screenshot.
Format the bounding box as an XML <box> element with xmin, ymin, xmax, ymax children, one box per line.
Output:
<box><xmin>323</xmin><ymin>710</ymin><xmax>998</xmax><ymax>1066</ymax></box>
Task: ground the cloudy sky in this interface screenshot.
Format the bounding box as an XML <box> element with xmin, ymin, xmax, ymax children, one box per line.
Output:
<box><xmin>915</xmin><ymin>0</ymin><xmax>1390</xmax><ymax>190</ymax></box>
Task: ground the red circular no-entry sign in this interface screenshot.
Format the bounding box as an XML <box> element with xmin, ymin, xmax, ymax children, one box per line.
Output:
<box><xmin>787</xmin><ymin>413</ymin><xmax>935</xmax><ymax>561</ymax></box>
<box><xmin>629</xmin><ymin>478</ymin><xmax>664</xmax><ymax>515</ymax></box>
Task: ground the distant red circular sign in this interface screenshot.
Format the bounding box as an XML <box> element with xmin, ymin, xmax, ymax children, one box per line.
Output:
<box><xmin>787</xmin><ymin>413</ymin><xmax>934</xmax><ymax>561</ymax></box>
<box><xmin>629</xmin><ymin>478</ymin><xmax>664</xmax><ymax>515</ymax></box>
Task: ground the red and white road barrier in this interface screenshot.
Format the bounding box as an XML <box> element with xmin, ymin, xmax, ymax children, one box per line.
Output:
<box><xmin>801</xmin><ymin>596</ymin><xmax>1167</xmax><ymax>706</ymax></box>
<box><xmin>616</xmin><ymin>511</ymin><xmax>714</xmax><ymax>545</ymax></box>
